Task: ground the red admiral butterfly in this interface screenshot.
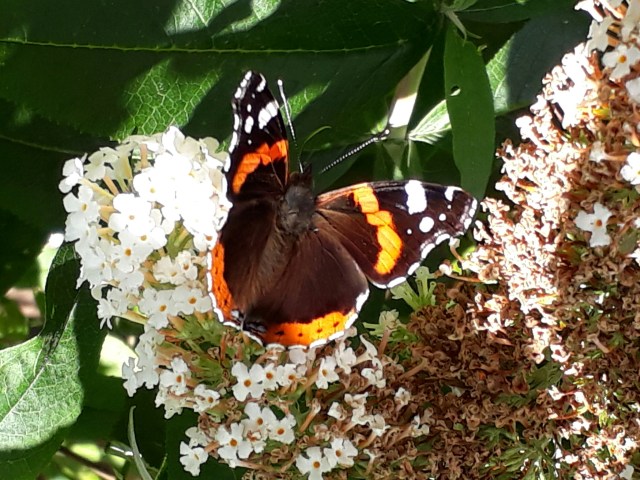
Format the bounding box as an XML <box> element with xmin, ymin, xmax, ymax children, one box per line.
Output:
<box><xmin>208</xmin><ymin>71</ymin><xmax>477</xmax><ymax>348</ymax></box>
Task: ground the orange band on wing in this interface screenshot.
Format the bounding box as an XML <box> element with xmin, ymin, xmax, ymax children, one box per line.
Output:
<box><xmin>210</xmin><ymin>242</ymin><xmax>234</xmax><ymax>321</ymax></box>
<box><xmin>352</xmin><ymin>186</ymin><xmax>402</xmax><ymax>275</ymax></box>
<box><xmin>232</xmin><ymin>140</ymin><xmax>288</xmax><ymax>194</ymax></box>
<box><xmin>260</xmin><ymin>309</ymin><xmax>355</xmax><ymax>347</ymax></box>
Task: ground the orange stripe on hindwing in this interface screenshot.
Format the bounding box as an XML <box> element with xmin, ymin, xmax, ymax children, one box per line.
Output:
<box><xmin>210</xmin><ymin>242</ymin><xmax>234</xmax><ymax>320</ymax></box>
<box><xmin>232</xmin><ymin>140</ymin><xmax>288</xmax><ymax>194</ymax></box>
<box><xmin>352</xmin><ymin>186</ymin><xmax>402</xmax><ymax>275</ymax></box>
<box><xmin>260</xmin><ymin>309</ymin><xmax>355</xmax><ymax>347</ymax></box>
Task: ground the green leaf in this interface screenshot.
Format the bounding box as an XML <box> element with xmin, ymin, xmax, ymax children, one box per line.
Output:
<box><xmin>409</xmin><ymin>8</ymin><xmax>589</xmax><ymax>147</ymax></box>
<box><xmin>0</xmin><ymin>1</ymin><xmax>439</xmax><ymax>279</ymax></box>
<box><xmin>489</xmin><ymin>9</ymin><xmax>590</xmax><ymax>114</ymax></box>
<box><xmin>459</xmin><ymin>0</ymin><xmax>577</xmax><ymax>23</ymax></box>
<box><xmin>0</xmin><ymin>244</ymin><xmax>105</xmax><ymax>479</ymax></box>
<box><xmin>129</xmin><ymin>407</ymin><xmax>155</xmax><ymax>480</ymax></box>
<box><xmin>0</xmin><ymin>0</ymin><xmax>436</xmax><ymax>139</ymax></box>
<box><xmin>444</xmin><ymin>25</ymin><xmax>494</xmax><ymax>198</ymax></box>
<box><xmin>0</xmin><ymin>208</ymin><xmax>48</xmax><ymax>295</ymax></box>
<box><xmin>0</xmin><ymin>296</ymin><xmax>29</xmax><ymax>347</ymax></box>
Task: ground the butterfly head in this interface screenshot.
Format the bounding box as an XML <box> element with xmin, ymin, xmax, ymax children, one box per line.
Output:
<box><xmin>280</xmin><ymin>175</ymin><xmax>315</xmax><ymax>235</ymax></box>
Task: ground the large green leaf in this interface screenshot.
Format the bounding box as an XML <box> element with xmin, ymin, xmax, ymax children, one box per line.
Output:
<box><xmin>0</xmin><ymin>0</ymin><xmax>435</xmax><ymax>140</ymax></box>
<box><xmin>443</xmin><ymin>25</ymin><xmax>494</xmax><ymax>198</ymax></box>
<box><xmin>0</xmin><ymin>0</ymin><xmax>438</xmax><ymax>269</ymax></box>
<box><xmin>0</xmin><ymin>208</ymin><xmax>48</xmax><ymax>296</ymax></box>
<box><xmin>0</xmin><ymin>244</ymin><xmax>105</xmax><ymax>479</ymax></box>
<box><xmin>458</xmin><ymin>0</ymin><xmax>577</xmax><ymax>23</ymax></box>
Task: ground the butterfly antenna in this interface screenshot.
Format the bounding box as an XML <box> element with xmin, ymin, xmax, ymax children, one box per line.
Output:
<box><xmin>319</xmin><ymin>128</ymin><xmax>390</xmax><ymax>175</ymax></box>
<box><xmin>277</xmin><ymin>79</ymin><xmax>301</xmax><ymax>169</ymax></box>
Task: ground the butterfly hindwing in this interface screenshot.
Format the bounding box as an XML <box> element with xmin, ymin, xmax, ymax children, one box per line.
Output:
<box><xmin>242</xmin><ymin>217</ymin><xmax>369</xmax><ymax>347</ymax></box>
<box><xmin>316</xmin><ymin>180</ymin><xmax>478</xmax><ymax>288</ymax></box>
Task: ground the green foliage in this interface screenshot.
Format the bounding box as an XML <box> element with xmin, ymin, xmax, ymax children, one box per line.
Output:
<box><xmin>0</xmin><ymin>244</ymin><xmax>104</xmax><ymax>479</ymax></box>
<box><xmin>0</xmin><ymin>0</ymin><xmax>590</xmax><ymax>478</ymax></box>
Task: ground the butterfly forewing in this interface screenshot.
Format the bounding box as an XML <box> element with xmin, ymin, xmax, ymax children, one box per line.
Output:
<box><xmin>226</xmin><ymin>71</ymin><xmax>289</xmax><ymax>199</ymax></box>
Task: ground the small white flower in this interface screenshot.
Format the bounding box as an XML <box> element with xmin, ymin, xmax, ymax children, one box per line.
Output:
<box><xmin>155</xmin><ymin>387</ymin><xmax>185</xmax><ymax>419</ymax></box>
<box><xmin>121</xmin><ymin>357</ymin><xmax>140</xmax><ymax>396</ymax></box>
<box><xmin>344</xmin><ymin>393</ymin><xmax>368</xmax><ymax>410</ymax></box>
<box><xmin>84</xmin><ymin>148</ymin><xmax>116</xmax><ymax>181</ymax></box>
<box><xmin>575</xmin><ymin>202</ymin><xmax>612</xmax><ymax>247</ymax></box>
<box><xmin>138</xmin><ymin>287</ymin><xmax>176</xmax><ymax>329</ymax></box>
<box><xmin>295</xmin><ymin>447</ymin><xmax>333</xmax><ymax>480</ymax></box>
<box><xmin>193</xmin><ymin>384</ymin><xmax>220</xmax><ymax>413</ymax></box>
<box><xmin>621</xmin><ymin>464</ymin><xmax>635</xmax><ymax>480</ymax></box>
<box><xmin>378</xmin><ymin>309</ymin><xmax>400</xmax><ymax>330</ymax></box>
<box><xmin>152</xmin><ymin>255</ymin><xmax>183</xmax><ymax>284</ymax></box>
<box><xmin>108</xmin><ymin>193</ymin><xmax>155</xmax><ymax>236</ymax></box>
<box><xmin>333</xmin><ymin>342</ymin><xmax>357</xmax><ymax>375</ymax></box>
<box><xmin>268</xmin><ymin>414</ymin><xmax>296</xmax><ymax>444</ymax></box>
<box><xmin>328</xmin><ymin>402</ymin><xmax>346</xmax><ymax>421</ymax></box>
<box><xmin>621</xmin><ymin>152</ymin><xmax>640</xmax><ymax>184</ymax></box>
<box><xmin>132</xmin><ymin>166</ymin><xmax>176</xmax><ymax>206</ymax></box>
<box><xmin>173</xmin><ymin>285</ymin><xmax>211</xmax><ymax>315</ymax></box>
<box><xmin>159</xmin><ymin>356</ymin><xmax>191</xmax><ymax>395</ymax></box>
<box><xmin>185</xmin><ymin>426</ymin><xmax>209</xmax><ymax>447</ymax></box>
<box><xmin>111</xmin><ymin>230</ymin><xmax>154</xmax><ymax>273</ymax></box>
<box><xmin>63</xmin><ymin>185</ymin><xmax>101</xmax><ymax>222</ymax></box>
<box><xmin>180</xmin><ymin>442</ymin><xmax>207</xmax><ymax>476</ymax></box>
<box><xmin>588</xmin><ymin>141</ymin><xmax>607</xmax><ymax>163</ymax></box>
<box><xmin>409</xmin><ymin>413</ymin><xmax>431</xmax><ymax>437</ymax></box>
<box><xmin>59</xmin><ymin>156</ymin><xmax>85</xmax><ymax>193</ymax></box>
<box><xmin>394</xmin><ymin>387</ymin><xmax>411</xmax><ymax>408</ymax></box>
<box><xmin>289</xmin><ymin>347</ymin><xmax>313</xmax><ymax>365</ymax></box>
<box><xmin>586</xmin><ymin>16</ymin><xmax>614</xmax><ymax>52</ymax></box>
<box><xmin>324</xmin><ymin>437</ymin><xmax>358</xmax><ymax>468</ymax></box>
<box><xmin>242</xmin><ymin>403</ymin><xmax>277</xmax><ymax>437</ymax></box>
<box><xmin>366</xmin><ymin>413</ymin><xmax>388</xmax><ymax>436</ymax></box>
<box><xmin>231</xmin><ymin>363</ymin><xmax>265</xmax><ymax>401</ymax></box>
<box><xmin>262</xmin><ymin>363</ymin><xmax>279</xmax><ymax>390</ymax></box>
<box><xmin>358</xmin><ymin>336</ymin><xmax>379</xmax><ymax>363</ymax></box>
<box><xmin>602</xmin><ymin>44</ymin><xmax>640</xmax><ymax>80</ymax></box>
<box><xmin>626</xmin><ymin>77</ymin><xmax>640</xmax><ymax>104</ymax></box>
<box><xmin>361</xmin><ymin>358</ymin><xmax>385</xmax><ymax>388</ymax></box>
<box><xmin>275</xmin><ymin>363</ymin><xmax>301</xmax><ymax>387</ymax></box>
<box><xmin>215</xmin><ymin>423</ymin><xmax>252</xmax><ymax>467</ymax></box>
<box><xmin>315</xmin><ymin>356</ymin><xmax>340</xmax><ymax>389</ymax></box>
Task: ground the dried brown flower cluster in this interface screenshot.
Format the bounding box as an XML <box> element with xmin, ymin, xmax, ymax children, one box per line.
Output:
<box><xmin>400</xmin><ymin>2</ymin><xmax>640</xmax><ymax>478</ymax></box>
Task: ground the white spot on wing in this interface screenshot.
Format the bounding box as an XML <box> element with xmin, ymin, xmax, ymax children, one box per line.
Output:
<box><xmin>445</xmin><ymin>186</ymin><xmax>458</xmax><ymax>202</ymax></box>
<box><xmin>386</xmin><ymin>275</ymin><xmax>407</xmax><ymax>289</ymax></box>
<box><xmin>421</xmin><ymin>243</ymin><xmax>435</xmax><ymax>257</ymax></box>
<box><xmin>439</xmin><ymin>213</ymin><xmax>446</xmax><ymax>221</ymax></box>
<box><xmin>405</xmin><ymin>180</ymin><xmax>427</xmax><ymax>214</ymax></box>
<box><xmin>229</xmin><ymin>132</ymin><xmax>239</xmax><ymax>154</ymax></box>
<box><xmin>436</xmin><ymin>233</ymin><xmax>450</xmax><ymax>244</ymax></box>
<box><xmin>244</xmin><ymin>115</ymin><xmax>254</xmax><ymax>134</ymax></box>
<box><xmin>407</xmin><ymin>228</ymin><xmax>412</xmax><ymax>235</ymax></box>
<box><xmin>419</xmin><ymin>216</ymin><xmax>434</xmax><ymax>233</ymax></box>
<box><xmin>258</xmin><ymin>101</ymin><xmax>279</xmax><ymax>129</ymax></box>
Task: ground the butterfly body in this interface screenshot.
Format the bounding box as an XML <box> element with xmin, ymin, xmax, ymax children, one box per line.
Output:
<box><xmin>208</xmin><ymin>71</ymin><xmax>478</xmax><ymax>348</ymax></box>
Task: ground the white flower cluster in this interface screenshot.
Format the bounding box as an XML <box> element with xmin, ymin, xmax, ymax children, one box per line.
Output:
<box><xmin>175</xmin><ymin>327</ymin><xmax>391</xmax><ymax>477</ymax></box>
<box><xmin>60</xmin><ymin>125</ymin><xmax>231</xmax><ymax>394</ymax></box>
